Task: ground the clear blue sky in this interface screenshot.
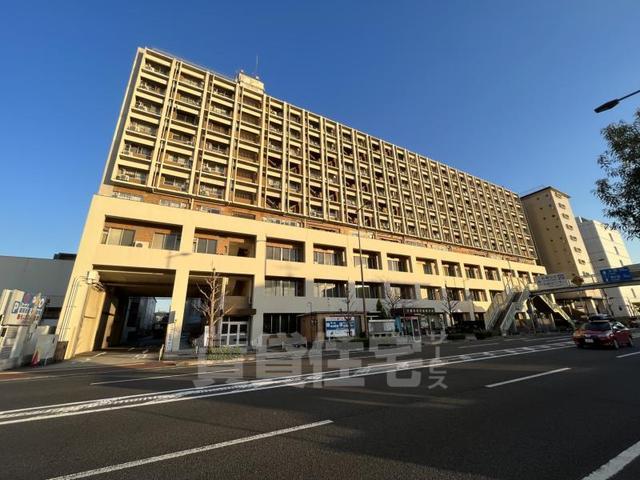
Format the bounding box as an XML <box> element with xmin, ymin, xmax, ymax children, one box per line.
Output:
<box><xmin>1</xmin><ymin>0</ymin><xmax>639</xmax><ymax>262</ymax></box>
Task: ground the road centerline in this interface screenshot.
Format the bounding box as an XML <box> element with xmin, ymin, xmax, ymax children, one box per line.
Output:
<box><xmin>485</xmin><ymin>367</ymin><xmax>571</xmax><ymax>388</ymax></box>
<box><xmin>45</xmin><ymin>419</ymin><xmax>334</xmax><ymax>480</ymax></box>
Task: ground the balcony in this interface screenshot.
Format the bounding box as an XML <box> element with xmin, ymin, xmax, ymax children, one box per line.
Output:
<box><xmin>143</xmin><ymin>62</ymin><xmax>169</xmax><ymax>76</ymax></box>
<box><xmin>165</xmin><ymin>155</ymin><xmax>193</xmax><ymax>169</ymax></box>
<box><xmin>116</xmin><ymin>172</ymin><xmax>146</xmax><ymax>184</ymax></box>
<box><xmin>199</xmin><ymin>186</ymin><xmax>224</xmax><ymax>199</ymax></box>
<box><xmin>180</xmin><ymin>76</ymin><xmax>204</xmax><ymax>89</ymax></box>
<box><xmin>177</xmin><ymin>95</ymin><xmax>201</xmax><ymax>107</ymax></box>
<box><xmin>267</xmin><ymin>179</ymin><xmax>282</xmax><ymax>189</ymax></box>
<box><xmin>169</xmin><ymin>133</ymin><xmax>194</xmax><ymax>146</ymax></box>
<box><xmin>122</xmin><ymin>145</ymin><xmax>152</xmax><ymax>160</ymax></box>
<box><xmin>127</xmin><ymin>123</ymin><xmax>157</xmax><ymax>136</ymax></box>
<box><xmin>202</xmin><ymin>163</ymin><xmax>226</xmax><ymax>176</ymax></box>
<box><xmin>134</xmin><ymin>101</ymin><xmax>162</xmax><ymax>115</ymax></box>
<box><xmin>139</xmin><ymin>82</ymin><xmax>165</xmax><ymax>95</ymax></box>
<box><xmin>212</xmin><ymin>106</ymin><xmax>232</xmax><ymax>118</ymax></box>
<box><xmin>213</xmin><ymin>88</ymin><xmax>234</xmax><ymax>99</ymax></box>
<box><xmin>208</xmin><ymin>123</ymin><xmax>230</xmax><ymax>136</ymax></box>
<box><xmin>173</xmin><ymin>112</ymin><xmax>198</xmax><ymax>126</ymax></box>
<box><xmin>205</xmin><ymin>143</ymin><xmax>229</xmax><ymax>155</ymax></box>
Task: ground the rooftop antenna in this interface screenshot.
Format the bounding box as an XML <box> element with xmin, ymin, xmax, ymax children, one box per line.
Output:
<box><xmin>253</xmin><ymin>54</ymin><xmax>259</xmax><ymax>78</ymax></box>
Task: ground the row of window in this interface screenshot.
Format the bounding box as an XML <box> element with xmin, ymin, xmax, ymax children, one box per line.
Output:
<box><xmin>103</xmin><ymin>226</ymin><xmax>535</xmax><ymax>281</ymax></box>
<box><xmin>263</xmin><ymin>278</ymin><xmax>496</xmax><ymax>301</ymax></box>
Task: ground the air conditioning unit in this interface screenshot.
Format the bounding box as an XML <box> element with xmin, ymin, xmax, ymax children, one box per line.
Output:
<box><xmin>134</xmin><ymin>241</ymin><xmax>149</xmax><ymax>248</ymax></box>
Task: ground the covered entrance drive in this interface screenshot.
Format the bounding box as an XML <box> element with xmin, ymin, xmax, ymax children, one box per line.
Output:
<box><xmin>68</xmin><ymin>267</ymin><xmax>255</xmax><ymax>356</ymax></box>
<box><xmin>91</xmin><ymin>268</ymin><xmax>175</xmax><ymax>352</ymax></box>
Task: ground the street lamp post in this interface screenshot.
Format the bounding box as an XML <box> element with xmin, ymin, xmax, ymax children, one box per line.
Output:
<box><xmin>594</xmin><ymin>88</ymin><xmax>640</xmax><ymax>113</ymax></box>
<box><xmin>355</xmin><ymin>204</ymin><xmax>368</xmax><ymax>336</ymax></box>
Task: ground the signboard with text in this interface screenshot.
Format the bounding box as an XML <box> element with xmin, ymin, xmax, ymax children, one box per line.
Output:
<box><xmin>325</xmin><ymin>317</ymin><xmax>357</xmax><ymax>338</ymax></box>
<box><xmin>1</xmin><ymin>290</ymin><xmax>47</xmax><ymax>327</ymax></box>
<box><xmin>600</xmin><ymin>267</ymin><xmax>633</xmax><ymax>283</ymax></box>
<box><xmin>535</xmin><ymin>273</ymin><xmax>568</xmax><ymax>290</ymax></box>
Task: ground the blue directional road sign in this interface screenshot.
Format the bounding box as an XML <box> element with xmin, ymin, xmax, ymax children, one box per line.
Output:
<box><xmin>600</xmin><ymin>267</ymin><xmax>633</xmax><ymax>283</ymax></box>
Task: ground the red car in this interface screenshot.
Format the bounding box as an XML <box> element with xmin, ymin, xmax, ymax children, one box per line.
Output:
<box><xmin>573</xmin><ymin>321</ymin><xmax>634</xmax><ymax>349</ymax></box>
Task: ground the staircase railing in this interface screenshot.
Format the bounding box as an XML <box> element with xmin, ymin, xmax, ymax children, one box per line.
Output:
<box><xmin>485</xmin><ymin>287</ymin><xmax>517</xmax><ymax>331</ymax></box>
<box><xmin>499</xmin><ymin>286</ymin><xmax>530</xmax><ymax>335</ymax></box>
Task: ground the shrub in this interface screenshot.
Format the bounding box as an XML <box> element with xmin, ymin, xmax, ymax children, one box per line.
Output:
<box><xmin>206</xmin><ymin>345</ymin><xmax>243</xmax><ymax>360</ymax></box>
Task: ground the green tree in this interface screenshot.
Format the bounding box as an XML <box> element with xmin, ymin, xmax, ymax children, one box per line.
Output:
<box><xmin>595</xmin><ymin>108</ymin><xmax>640</xmax><ymax>237</ymax></box>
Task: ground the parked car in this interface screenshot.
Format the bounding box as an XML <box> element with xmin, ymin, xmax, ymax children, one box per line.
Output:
<box><xmin>573</xmin><ymin>321</ymin><xmax>633</xmax><ymax>349</ymax></box>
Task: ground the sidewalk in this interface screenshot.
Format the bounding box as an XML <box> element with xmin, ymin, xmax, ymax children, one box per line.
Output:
<box><xmin>165</xmin><ymin>330</ymin><xmax>574</xmax><ymax>366</ymax></box>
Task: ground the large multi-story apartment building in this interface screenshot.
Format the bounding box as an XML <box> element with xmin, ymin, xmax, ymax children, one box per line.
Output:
<box><xmin>576</xmin><ymin>217</ymin><xmax>638</xmax><ymax>318</ymax></box>
<box><xmin>521</xmin><ymin>187</ymin><xmax>603</xmax><ymax>315</ymax></box>
<box><xmin>57</xmin><ymin>48</ymin><xmax>545</xmax><ymax>357</ymax></box>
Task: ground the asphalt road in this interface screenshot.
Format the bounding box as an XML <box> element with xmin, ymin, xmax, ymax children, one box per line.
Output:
<box><xmin>1</xmin><ymin>333</ymin><xmax>639</xmax><ymax>480</ymax></box>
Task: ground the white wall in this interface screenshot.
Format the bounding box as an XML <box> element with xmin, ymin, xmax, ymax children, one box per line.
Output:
<box><xmin>0</xmin><ymin>256</ymin><xmax>75</xmax><ymax>310</ymax></box>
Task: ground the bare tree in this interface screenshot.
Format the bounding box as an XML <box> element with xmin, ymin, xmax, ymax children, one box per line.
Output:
<box><xmin>341</xmin><ymin>282</ymin><xmax>357</xmax><ymax>336</ymax></box>
<box><xmin>194</xmin><ymin>269</ymin><xmax>226</xmax><ymax>351</ymax></box>
<box><xmin>440</xmin><ymin>285</ymin><xmax>460</xmax><ymax>327</ymax></box>
<box><xmin>383</xmin><ymin>284</ymin><xmax>403</xmax><ymax>317</ymax></box>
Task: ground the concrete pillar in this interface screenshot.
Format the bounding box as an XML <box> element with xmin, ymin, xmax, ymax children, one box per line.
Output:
<box><xmin>251</xmin><ymin>233</ymin><xmax>268</xmax><ymax>347</ymax></box>
<box><xmin>166</xmin><ymin>268</ymin><xmax>189</xmax><ymax>352</ymax></box>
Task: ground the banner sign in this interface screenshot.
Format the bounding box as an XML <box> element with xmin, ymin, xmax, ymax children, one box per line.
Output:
<box><xmin>325</xmin><ymin>317</ymin><xmax>356</xmax><ymax>338</ymax></box>
<box><xmin>1</xmin><ymin>290</ymin><xmax>47</xmax><ymax>327</ymax></box>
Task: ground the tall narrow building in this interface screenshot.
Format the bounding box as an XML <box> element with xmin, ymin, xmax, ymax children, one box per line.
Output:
<box><xmin>57</xmin><ymin>48</ymin><xmax>545</xmax><ymax>357</ymax></box>
<box><xmin>521</xmin><ymin>187</ymin><xmax>603</xmax><ymax>316</ymax></box>
<box><xmin>576</xmin><ymin>217</ymin><xmax>639</xmax><ymax>318</ymax></box>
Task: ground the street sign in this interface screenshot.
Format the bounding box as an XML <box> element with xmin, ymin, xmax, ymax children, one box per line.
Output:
<box><xmin>600</xmin><ymin>267</ymin><xmax>633</xmax><ymax>283</ymax></box>
<box><xmin>535</xmin><ymin>273</ymin><xmax>568</xmax><ymax>289</ymax></box>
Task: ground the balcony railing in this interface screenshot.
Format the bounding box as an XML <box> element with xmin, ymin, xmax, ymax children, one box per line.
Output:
<box><xmin>122</xmin><ymin>147</ymin><xmax>152</xmax><ymax>160</ymax></box>
<box><xmin>134</xmin><ymin>101</ymin><xmax>162</xmax><ymax>115</ymax></box>
<box><xmin>205</xmin><ymin>144</ymin><xmax>229</xmax><ymax>155</ymax></box>
<box><xmin>178</xmin><ymin>96</ymin><xmax>201</xmax><ymax>107</ymax></box>
<box><xmin>212</xmin><ymin>107</ymin><xmax>232</xmax><ymax>117</ymax></box>
<box><xmin>199</xmin><ymin>187</ymin><xmax>224</xmax><ymax>198</ymax></box>
<box><xmin>170</xmin><ymin>135</ymin><xmax>194</xmax><ymax>146</ymax></box>
<box><xmin>144</xmin><ymin>63</ymin><xmax>169</xmax><ymax>76</ymax></box>
<box><xmin>139</xmin><ymin>82</ymin><xmax>165</xmax><ymax>95</ymax></box>
<box><xmin>166</xmin><ymin>157</ymin><xmax>193</xmax><ymax>169</ymax></box>
<box><xmin>213</xmin><ymin>88</ymin><xmax>234</xmax><ymax>99</ymax></box>
<box><xmin>181</xmin><ymin>77</ymin><xmax>204</xmax><ymax>89</ymax></box>
<box><xmin>128</xmin><ymin>123</ymin><xmax>157</xmax><ymax>136</ymax></box>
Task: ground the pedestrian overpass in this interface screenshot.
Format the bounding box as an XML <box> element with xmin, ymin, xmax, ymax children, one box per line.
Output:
<box><xmin>484</xmin><ymin>264</ymin><xmax>640</xmax><ymax>335</ymax></box>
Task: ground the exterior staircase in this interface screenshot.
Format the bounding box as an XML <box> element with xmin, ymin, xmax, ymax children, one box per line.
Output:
<box><xmin>498</xmin><ymin>286</ymin><xmax>530</xmax><ymax>335</ymax></box>
<box><xmin>484</xmin><ymin>288</ymin><xmax>517</xmax><ymax>331</ymax></box>
<box><xmin>533</xmin><ymin>293</ymin><xmax>575</xmax><ymax>329</ymax></box>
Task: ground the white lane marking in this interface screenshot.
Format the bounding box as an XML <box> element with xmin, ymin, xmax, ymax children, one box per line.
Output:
<box><xmin>485</xmin><ymin>367</ymin><xmax>571</xmax><ymax>388</ymax></box>
<box><xmin>581</xmin><ymin>438</ymin><xmax>640</xmax><ymax>480</ymax></box>
<box><xmin>0</xmin><ymin>342</ymin><xmax>573</xmax><ymax>426</ymax></box>
<box><xmin>616</xmin><ymin>351</ymin><xmax>640</xmax><ymax>359</ymax></box>
<box><xmin>458</xmin><ymin>342</ymin><xmax>500</xmax><ymax>349</ymax></box>
<box><xmin>46</xmin><ymin>420</ymin><xmax>333</xmax><ymax>480</ymax></box>
<box><xmin>0</xmin><ymin>365</ymin><xmax>191</xmax><ymax>383</ymax></box>
<box><xmin>89</xmin><ymin>369</ymin><xmax>238</xmax><ymax>386</ymax></box>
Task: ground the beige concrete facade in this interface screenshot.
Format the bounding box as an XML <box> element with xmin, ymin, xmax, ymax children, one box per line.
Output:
<box><xmin>576</xmin><ymin>217</ymin><xmax>639</xmax><ymax>318</ymax></box>
<box><xmin>58</xmin><ymin>48</ymin><xmax>546</xmax><ymax>356</ymax></box>
<box><xmin>521</xmin><ymin>186</ymin><xmax>603</xmax><ymax>313</ymax></box>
